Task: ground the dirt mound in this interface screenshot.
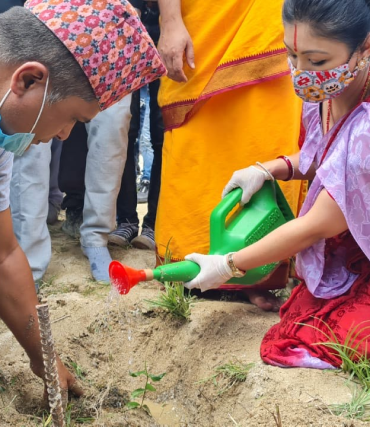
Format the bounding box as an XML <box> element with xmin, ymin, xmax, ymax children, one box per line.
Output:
<box><xmin>0</xmin><ymin>219</ymin><xmax>366</xmax><ymax>426</ymax></box>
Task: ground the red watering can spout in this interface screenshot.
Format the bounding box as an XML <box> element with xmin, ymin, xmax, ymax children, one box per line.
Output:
<box><xmin>109</xmin><ymin>261</ymin><xmax>148</xmax><ymax>295</ymax></box>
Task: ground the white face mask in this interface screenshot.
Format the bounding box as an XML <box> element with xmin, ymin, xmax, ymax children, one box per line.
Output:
<box><xmin>0</xmin><ymin>76</ymin><xmax>49</xmax><ymax>156</ymax></box>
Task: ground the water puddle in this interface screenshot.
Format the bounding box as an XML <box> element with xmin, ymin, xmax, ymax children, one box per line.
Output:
<box><xmin>144</xmin><ymin>400</ymin><xmax>183</xmax><ymax>426</ymax></box>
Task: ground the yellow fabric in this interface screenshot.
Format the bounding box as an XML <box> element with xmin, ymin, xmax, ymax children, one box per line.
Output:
<box><xmin>155</xmin><ymin>0</ymin><xmax>303</xmax><ymax>261</ymax></box>
<box><xmin>159</xmin><ymin>0</ymin><xmax>290</xmax><ymax>110</ymax></box>
<box><xmin>156</xmin><ymin>78</ymin><xmax>302</xmax><ymax>260</ymax></box>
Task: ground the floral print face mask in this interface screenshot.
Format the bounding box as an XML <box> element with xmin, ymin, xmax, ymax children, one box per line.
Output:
<box><xmin>288</xmin><ymin>56</ymin><xmax>366</xmax><ymax>103</ymax></box>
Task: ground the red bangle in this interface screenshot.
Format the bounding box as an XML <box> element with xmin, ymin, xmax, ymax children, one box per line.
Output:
<box><xmin>277</xmin><ymin>155</ymin><xmax>294</xmax><ymax>181</ymax></box>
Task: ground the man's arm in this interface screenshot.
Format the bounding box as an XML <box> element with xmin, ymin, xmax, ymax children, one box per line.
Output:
<box><xmin>157</xmin><ymin>0</ymin><xmax>194</xmax><ymax>82</ymax></box>
<box><xmin>157</xmin><ymin>0</ymin><xmax>182</xmax><ymax>23</ymax></box>
<box><xmin>0</xmin><ymin>207</ymin><xmax>82</xmax><ymax>399</ymax></box>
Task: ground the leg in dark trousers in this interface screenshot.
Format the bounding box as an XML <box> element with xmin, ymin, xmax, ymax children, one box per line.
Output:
<box><xmin>130</xmin><ymin>78</ymin><xmax>164</xmax><ymax>250</ymax></box>
<box><xmin>109</xmin><ymin>2</ymin><xmax>164</xmax><ymax>251</ymax></box>
<box><xmin>58</xmin><ymin>121</ymin><xmax>88</xmax><ymax>237</ymax></box>
<box><xmin>142</xmin><ymin>78</ymin><xmax>164</xmax><ymax>231</ymax></box>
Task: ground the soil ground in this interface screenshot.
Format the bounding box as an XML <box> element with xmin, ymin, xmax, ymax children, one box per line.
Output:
<box><xmin>0</xmin><ymin>205</ymin><xmax>367</xmax><ymax>427</ymax></box>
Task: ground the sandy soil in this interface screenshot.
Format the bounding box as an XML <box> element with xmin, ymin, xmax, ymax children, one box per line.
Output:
<box><xmin>0</xmin><ymin>205</ymin><xmax>367</xmax><ymax>426</ymax></box>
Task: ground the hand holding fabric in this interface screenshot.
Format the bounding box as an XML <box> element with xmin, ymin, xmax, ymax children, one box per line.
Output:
<box><xmin>183</xmin><ymin>253</ymin><xmax>233</xmax><ymax>292</ymax></box>
<box><xmin>222</xmin><ymin>166</ymin><xmax>271</xmax><ymax>205</ymax></box>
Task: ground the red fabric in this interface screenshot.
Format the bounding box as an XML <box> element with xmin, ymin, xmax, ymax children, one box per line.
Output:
<box><xmin>261</xmin><ymin>231</ymin><xmax>370</xmax><ymax>368</ymax></box>
<box><xmin>219</xmin><ymin>261</ymin><xmax>289</xmax><ymax>291</ymax></box>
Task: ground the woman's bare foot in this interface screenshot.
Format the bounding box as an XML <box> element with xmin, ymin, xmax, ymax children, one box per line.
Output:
<box><xmin>241</xmin><ymin>289</ymin><xmax>282</xmax><ymax>312</ymax></box>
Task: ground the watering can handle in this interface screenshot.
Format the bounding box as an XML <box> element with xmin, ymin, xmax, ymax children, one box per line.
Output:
<box><xmin>215</xmin><ymin>188</ymin><xmax>243</xmax><ymax>221</ymax></box>
<box><xmin>209</xmin><ymin>188</ymin><xmax>243</xmax><ymax>253</ymax></box>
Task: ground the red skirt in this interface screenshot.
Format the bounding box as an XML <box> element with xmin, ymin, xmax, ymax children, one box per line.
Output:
<box><xmin>260</xmin><ymin>232</ymin><xmax>370</xmax><ymax>369</ymax></box>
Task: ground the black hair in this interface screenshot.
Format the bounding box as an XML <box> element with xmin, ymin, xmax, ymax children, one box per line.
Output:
<box><xmin>0</xmin><ymin>7</ymin><xmax>95</xmax><ymax>104</ymax></box>
<box><xmin>283</xmin><ymin>0</ymin><xmax>370</xmax><ymax>52</ymax></box>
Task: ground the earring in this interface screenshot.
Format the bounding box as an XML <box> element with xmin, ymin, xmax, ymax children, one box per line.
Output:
<box><xmin>358</xmin><ymin>57</ymin><xmax>370</xmax><ymax>70</ymax></box>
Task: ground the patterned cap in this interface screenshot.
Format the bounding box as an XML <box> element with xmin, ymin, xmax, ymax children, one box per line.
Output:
<box><xmin>24</xmin><ymin>0</ymin><xmax>166</xmax><ymax>110</ymax></box>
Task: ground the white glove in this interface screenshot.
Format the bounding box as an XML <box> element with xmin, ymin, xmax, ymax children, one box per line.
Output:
<box><xmin>183</xmin><ymin>253</ymin><xmax>233</xmax><ymax>292</ymax></box>
<box><xmin>222</xmin><ymin>166</ymin><xmax>272</xmax><ymax>205</ymax></box>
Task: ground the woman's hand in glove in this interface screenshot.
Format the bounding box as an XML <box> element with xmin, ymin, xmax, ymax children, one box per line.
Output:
<box><xmin>183</xmin><ymin>253</ymin><xmax>233</xmax><ymax>292</ymax></box>
<box><xmin>222</xmin><ymin>165</ymin><xmax>272</xmax><ymax>205</ymax></box>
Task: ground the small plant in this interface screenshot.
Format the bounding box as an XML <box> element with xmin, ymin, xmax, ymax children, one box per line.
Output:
<box><xmin>271</xmin><ymin>405</ymin><xmax>283</xmax><ymax>427</ymax></box>
<box><xmin>145</xmin><ymin>240</ymin><xmax>197</xmax><ymax>320</ymax></box>
<box><xmin>68</xmin><ymin>360</ymin><xmax>87</xmax><ymax>380</ymax></box>
<box><xmin>64</xmin><ymin>402</ymin><xmax>95</xmax><ymax>425</ymax></box>
<box><xmin>329</xmin><ymin>386</ymin><xmax>370</xmax><ymax>421</ymax></box>
<box><xmin>264</xmin><ymin>405</ymin><xmax>284</xmax><ymax>426</ymax></box>
<box><xmin>299</xmin><ymin>318</ymin><xmax>370</xmax><ymax>388</ymax></box>
<box><xmin>38</xmin><ymin>275</ymin><xmax>57</xmax><ymax>290</ymax></box>
<box><xmin>145</xmin><ymin>280</ymin><xmax>196</xmax><ymax>320</ymax></box>
<box><xmin>264</xmin><ymin>405</ymin><xmax>284</xmax><ymax>427</ymax></box>
<box><xmin>0</xmin><ymin>372</ymin><xmax>7</xmax><ymax>395</ymax></box>
<box><xmin>40</xmin><ymin>413</ymin><xmax>52</xmax><ymax>427</ymax></box>
<box><xmin>39</xmin><ymin>402</ymin><xmax>95</xmax><ymax>426</ymax></box>
<box><xmin>299</xmin><ymin>318</ymin><xmax>370</xmax><ymax>422</ymax></box>
<box><xmin>126</xmin><ymin>364</ymin><xmax>166</xmax><ymax>414</ymax></box>
<box><xmin>198</xmin><ymin>360</ymin><xmax>254</xmax><ymax>395</ymax></box>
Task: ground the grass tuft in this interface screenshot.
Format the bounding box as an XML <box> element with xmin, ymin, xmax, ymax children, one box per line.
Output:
<box><xmin>145</xmin><ymin>240</ymin><xmax>197</xmax><ymax>320</ymax></box>
<box><xmin>299</xmin><ymin>318</ymin><xmax>370</xmax><ymax>422</ymax></box>
<box><xmin>329</xmin><ymin>386</ymin><xmax>370</xmax><ymax>421</ymax></box>
<box><xmin>298</xmin><ymin>318</ymin><xmax>370</xmax><ymax>389</ymax></box>
<box><xmin>198</xmin><ymin>360</ymin><xmax>254</xmax><ymax>395</ymax></box>
<box><xmin>145</xmin><ymin>280</ymin><xmax>196</xmax><ymax>320</ymax></box>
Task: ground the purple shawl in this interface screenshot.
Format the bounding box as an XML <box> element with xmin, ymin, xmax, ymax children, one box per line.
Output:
<box><xmin>295</xmin><ymin>101</ymin><xmax>370</xmax><ymax>299</ymax></box>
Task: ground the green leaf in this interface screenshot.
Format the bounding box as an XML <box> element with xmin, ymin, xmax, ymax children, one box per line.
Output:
<box><xmin>145</xmin><ymin>383</ymin><xmax>156</xmax><ymax>392</ymax></box>
<box><xmin>142</xmin><ymin>404</ymin><xmax>151</xmax><ymax>415</ymax></box>
<box><xmin>126</xmin><ymin>401</ymin><xmax>140</xmax><ymax>409</ymax></box>
<box><xmin>149</xmin><ymin>373</ymin><xmax>166</xmax><ymax>382</ymax></box>
<box><xmin>129</xmin><ymin>370</ymin><xmax>147</xmax><ymax>378</ymax></box>
<box><xmin>131</xmin><ymin>388</ymin><xmax>145</xmax><ymax>398</ymax></box>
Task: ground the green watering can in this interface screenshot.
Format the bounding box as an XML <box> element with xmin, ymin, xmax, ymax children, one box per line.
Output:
<box><xmin>109</xmin><ymin>181</ymin><xmax>295</xmax><ymax>294</ymax></box>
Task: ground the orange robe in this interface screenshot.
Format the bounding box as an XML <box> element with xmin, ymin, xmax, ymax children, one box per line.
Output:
<box><xmin>156</xmin><ymin>0</ymin><xmax>303</xmax><ymax>266</ymax></box>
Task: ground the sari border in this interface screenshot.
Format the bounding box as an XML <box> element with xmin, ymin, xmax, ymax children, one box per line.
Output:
<box><xmin>162</xmin><ymin>48</ymin><xmax>289</xmax><ymax>131</ymax></box>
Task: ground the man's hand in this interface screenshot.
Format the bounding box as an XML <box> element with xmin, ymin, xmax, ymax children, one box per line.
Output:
<box><xmin>183</xmin><ymin>253</ymin><xmax>233</xmax><ymax>292</ymax></box>
<box><xmin>0</xmin><ymin>208</ymin><xmax>84</xmax><ymax>407</ymax></box>
<box><xmin>31</xmin><ymin>356</ymin><xmax>84</xmax><ymax>408</ymax></box>
<box><xmin>158</xmin><ymin>21</ymin><xmax>195</xmax><ymax>82</ymax></box>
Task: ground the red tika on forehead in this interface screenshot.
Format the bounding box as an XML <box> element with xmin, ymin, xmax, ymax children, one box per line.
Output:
<box><xmin>294</xmin><ymin>24</ymin><xmax>298</xmax><ymax>52</ymax></box>
<box><xmin>24</xmin><ymin>0</ymin><xmax>167</xmax><ymax>110</ymax></box>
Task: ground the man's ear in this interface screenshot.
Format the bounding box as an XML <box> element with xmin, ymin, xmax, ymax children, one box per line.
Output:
<box><xmin>9</xmin><ymin>62</ymin><xmax>49</xmax><ymax>97</ymax></box>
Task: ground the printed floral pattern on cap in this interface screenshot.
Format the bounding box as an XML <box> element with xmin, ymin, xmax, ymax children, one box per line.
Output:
<box><xmin>25</xmin><ymin>0</ymin><xmax>166</xmax><ymax>110</ymax></box>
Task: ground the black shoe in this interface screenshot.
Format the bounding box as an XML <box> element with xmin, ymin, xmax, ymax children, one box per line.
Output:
<box><xmin>131</xmin><ymin>226</ymin><xmax>155</xmax><ymax>251</ymax></box>
<box><xmin>47</xmin><ymin>200</ymin><xmax>61</xmax><ymax>225</ymax></box>
<box><xmin>108</xmin><ymin>222</ymin><xmax>139</xmax><ymax>247</ymax></box>
<box><xmin>137</xmin><ymin>179</ymin><xmax>150</xmax><ymax>204</ymax></box>
<box><xmin>61</xmin><ymin>208</ymin><xmax>83</xmax><ymax>238</ymax></box>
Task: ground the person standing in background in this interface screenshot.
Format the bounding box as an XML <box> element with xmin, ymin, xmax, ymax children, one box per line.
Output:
<box><xmin>109</xmin><ymin>0</ymin><xmax>164</xmax><ymax>251</ymax></box>
<box><xmin>156</xmin><ymin>0</ymin><xmax>304</xmax><ymax>311</ymax></box>
<box><xmin>59</xmin><ymin>96</ymin><xmax>132</xmax><ymax>282</ymax></box>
